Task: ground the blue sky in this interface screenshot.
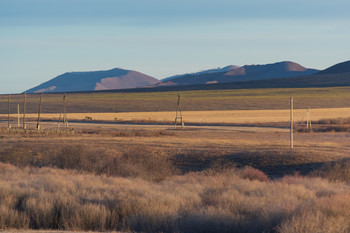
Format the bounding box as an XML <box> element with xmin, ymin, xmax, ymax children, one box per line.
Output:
<box><xmin>1</xmin><ymin>0</ymin><xmax>350</xmax><ymax>94</ymax></box>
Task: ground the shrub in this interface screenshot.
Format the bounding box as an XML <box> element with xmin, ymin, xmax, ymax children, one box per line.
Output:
<box><xmin>310</xmin><ymin>160</ymin><xmax>350</xmax><ymax>182</ymax></box>
<box><xmin>241</xmin><ymin>167</ymin><xmax>270</xmax><ymax>182</ymax></box>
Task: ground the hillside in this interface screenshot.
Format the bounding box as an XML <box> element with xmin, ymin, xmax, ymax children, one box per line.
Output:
<box><xmin>158</xmin><ymin>61</ymin><xmax>319</xmax><ymax>86</ymax></box>
<box><xmin>162</xmin><ymin>65</ymin><xmax>239</xmax><ymax>82</ymax></box>
<box><xmin>318</xmin><ymin>60</ymin><xmax>350</xmax><ymax>75</ymax></box>
<box><xmin>26</xmin><ymin>68</ymin><xmax>159</xmax><ymax>93</ymax></box>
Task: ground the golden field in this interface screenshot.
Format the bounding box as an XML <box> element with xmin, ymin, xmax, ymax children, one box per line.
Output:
<box><xmin>2</xmin><ymin>107</ymin><xmax>350</xmax><ymax>124</ymax></box>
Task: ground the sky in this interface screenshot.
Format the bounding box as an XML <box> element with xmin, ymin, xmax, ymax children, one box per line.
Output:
<box><xmin>1</xmin><ymin>0</ymin><xmax>350</xmax><ymax>94</ymax></box>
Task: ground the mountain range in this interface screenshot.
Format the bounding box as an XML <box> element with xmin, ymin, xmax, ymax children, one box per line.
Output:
<box><xmin>25</xmin><ymin>60</ymin><xmax>350</xmax><ymax>93</ymax></box>
<box><xmin>157</xmin><ymin>61</ymin><xmax>319</xmax><ymax>87</ymax></box>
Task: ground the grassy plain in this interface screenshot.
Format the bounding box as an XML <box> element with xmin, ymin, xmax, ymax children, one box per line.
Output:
<box><xmin>2</xmin><ymin>108</ymin><xmax>350</xmax><ymax>125</ymax></box>
<box><xmin>1</xmin><ymin>123</ymin><xmax>350</xmax><ymax>232</ymax></box>
<box><xmin>1</xmin><ymin>86</ymin><xmax>350</xmax><ymax>113</ymax></box>
<box><xmin>1</xmin><ymin>86</ymin><xmax>350</xmax><ymax>232</ymax></box>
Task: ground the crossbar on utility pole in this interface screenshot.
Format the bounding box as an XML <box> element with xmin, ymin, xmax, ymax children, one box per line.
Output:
<box><xmin>290</xmin><ymin>97</ymin><xmax>294</xmax><ymax>149</ymax></box>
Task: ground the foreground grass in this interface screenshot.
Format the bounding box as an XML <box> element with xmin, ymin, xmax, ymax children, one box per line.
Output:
<box><xmin>1</xmin><ymin>127</ymin><xmax>350</xmax><ymax>181</ymax></box>
<box><xmin>1</xmin><ymin>127</ymin><xmax>350</xmax><ymax>232</ymax></box>
<box><xmin>1</xmin><ymin>162</ymin><xmax>350</xmax><ymax>232</ymax></box>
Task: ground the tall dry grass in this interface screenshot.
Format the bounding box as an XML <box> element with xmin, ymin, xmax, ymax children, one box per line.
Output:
<box><xmin>0</xmin><ymin>143</ymin><xmax>177</xmax><ymax>182</ymax></box>
<box><xmin>1</xmin><ymin>163</ymin><xmax>350</xmax><ymax>232</ymax></box>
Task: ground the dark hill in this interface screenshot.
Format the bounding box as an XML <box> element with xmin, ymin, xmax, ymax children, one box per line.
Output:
<box><xmin>158</xmin><ymin>61</ymin><xmax>319</xmax><ymax>86</ymax></box>
<box><xmin>318</xmin><ymin>60</ymin><xmax>350</xmax><ymax>75</ymax></box>
<box><xmin>142</xmin><ymin>72</ymin><xmax>350</xmax><ymax>93</ymax></box>
<box><xmin>162</xmin><ymin>65</ymin><xmax>239</xmax><ymax>82</ymax></box>
<box><xmin>26</xmin><ymin>68</ymin><xmax>159</xmax><ymax>93</ymax></box>
<box><xmin>110</xmin><ymin>61</ymin><xmax>350</xmax><ymax>93</ymax></box>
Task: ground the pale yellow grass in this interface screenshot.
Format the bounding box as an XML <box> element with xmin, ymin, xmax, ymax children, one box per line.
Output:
<box><xmin>2</xmin><ymin>162</ymin><xmax>350</xmax><ymax>232</ymax></box>
<box><xmin>3</xmin><ymin>107</ymin><xmax>350</xmax><ymax>124</ymax></box>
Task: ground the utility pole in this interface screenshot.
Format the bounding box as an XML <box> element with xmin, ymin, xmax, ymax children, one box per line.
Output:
<box><xmin>306</xmin><ymin>107</ymin><xmax>311</xmax><ymax>129</ymax></box>
<box><xmin>58</xmin><ymin>94</ymin><xmax>68</xmax><ymax>129</ymax></box>
<box><xmin>17</xmin><ymin>104</ymin><xmax>20</xmax><ymax>128</ymax></box>
<box><xmin>36</xmin><ymin>93</ymin><xmax>43</xmax><ymax>130</ymax></box>
<box><xmin>63</xmin><ymin>94</ymin><xmax>68</xmax><ymax>129</ymax></box>
<box><xmin>8</xmin><ymin>95</ymin><xmax>11</xmax><ymax>129</ymax></box>
<box><xmin>290</xmin><ymin>97</ymin><xmax>293</xmax><ymax>149</ymax></box>
<box><xmin>23</xmin><ymin>92</ymin><xmax>26</xmax><ymax>130</ymax></box>
<box><xmin>174</xmin><ymin>94</ymin><xmax>184</xmax><ymax>129</ymax></box>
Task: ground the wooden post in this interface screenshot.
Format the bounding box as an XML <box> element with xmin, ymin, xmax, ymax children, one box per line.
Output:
<box><xmin>23</xmin><ymin>92</ymin><xmax>26</xmax><ymax>130</ymax></box>
<box><xmin>17</xmin><ymin>104</ymin><xmax>20</xmax><ymax>128</ymax></box>
<box><xmin>290</xmin><ymin>97</ymin><xmax>293</xmax><ymax>149</ymax></box>
<box><xmin>7</xmin><ymin>95</ymin><xmax>11</xmax><ymax>129</ymax></box>
<box><xmin>306</xmin><ymin>107</ymin><xmax>311</xmax><ymax>129</ymax></box>
<box><xmin>63</xmin><ymin>93</ymin><xmax>68</xmax><ymax>129</ymax></box>
<box><xmin>36</xmin><ymin>93</ymin><xmax>43</xmax><ymax>130</ymax></box>
<box><xmin>58</xmin><ymin>94</ymin><xmax>68</xmax><ymax>130</ymax></box>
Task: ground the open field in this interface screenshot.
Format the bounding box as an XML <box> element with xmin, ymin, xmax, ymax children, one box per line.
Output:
<box><xmin>1</xmin><ymin>107</ymin><xmax>350</xmax><ymax>125</ymax></box>
<box><xmin>2</xmin><ymin>86</ymin><xmax>350</xmax><ymax>114</ymax></box>
<box><xmin>1</xmin><ymin>87</ymin><xmax>350</xmax><ymax>232</ymax></box>
<box><xmin>1</xmin><ymin>124</ymin><xmax>350</xmax><ymax>232</ymax></box>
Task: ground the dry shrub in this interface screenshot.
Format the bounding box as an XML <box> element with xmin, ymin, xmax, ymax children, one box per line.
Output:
<box><xmin>54</xmin><ymin>145</ymin><xmax>178</xmax><ymax>181</ymax></box>
<box><xmin>316</xmin><ymin>117</ymin><xmax>350</xmax><ymax>125</ymax></box>
<box><xmin>0</xmin><ymin>146</ymin><xmax>32</xmax><ymax>167</ymax></box>
<box><xmin>1</xmin><ymin>163</ymin><xmax>350</xmax><ymax>232</ymax></box>
<box><xmin>114</xmin><ymin>146</ymin><xmax>178</xmax><ymax>181</ymax></box>
<box><xmin>115</xmin><ymin>129</ymin><xmax>175</xmax><ymax>137</ymax></box>
<box><xmin>310</xmin><ymin>160</ymin><xmax>350</xmax><ymax>182</ymax></box>
<box><xmin>177</xmin><ymin>208</ymin><xmax>241</xmax><ymax>233</ymax></box>
<box><xmin>305</xmin><ymin>126</ymin><xmax>350</xmax><ymax>133</ymax></box>
<box><xmin>0</xmin><ymin>128</ymin><xmax>75</xmax><ymax>138</ymax></box>
<box><xmin>296</xmin><ymin>127</ymin><xmax>313</xmax><ymax>133</ymax></box>
<box><xmin>278</xmin><ymin>194</ymin><xmax>350</xmax><ymax>233</ymax></box>
<box><xmin>278</xmin><ymin>172</ymin><xmax>304</xmax><ymax>185</ymax></box>
<box><xmin>0</xmin><ymin>144</ymin><xmax>177</xmax><ymax>182</ymax></box>
<box><xmin>241</xmin><ymin>167</ymin><xmax>270</xmax><ymax>182</ymax></box>
<box><xmin>0</xmin><ymin>205</ymin><xmax>30</xmax><ymax>229</ymax></box>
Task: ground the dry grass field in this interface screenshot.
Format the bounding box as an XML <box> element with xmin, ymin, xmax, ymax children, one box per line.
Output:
<box><xmin>1</xmin><ymin>86</ymin><xmax>350</xmax><ymax>232</ymax></box>
<box><xmin>2</xmin><ymin>86</ymin><xmax>350</xmax><ymax>114</ymax></box>
<box><xmin>1</xmin><ymin>107</ymin><xmax>350</xmax><ymax>124</ymax></box>
<box><xmin>1</xmin><ymin>121</ymin><xmax>350</xmax><ymax>232</ymax></box>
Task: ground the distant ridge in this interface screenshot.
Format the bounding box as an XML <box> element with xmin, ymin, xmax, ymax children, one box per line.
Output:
<box><xmin>25</xmin><ymin>60</ymin><xmax>350</xmax><ymax>94</ymax></box>
<box><xmin>162</xmin><ymin>65</ymin><xmax>239</xmax><ymax>82</ymax></box>
<box><xmin>158</xmin><ymin>61</ymin><xmax>319</xmax><ymax>86</ymax></box>
<box><xmin>317</xmin><ymin>60</ymin><xmax>350</xmax><ymax>75</ymax></box>
<box><xmin>26</xmin><ymin>68</ymin><xmax>159</xmax><ymax>93</ymax></box>
<box><xmin>100</xmin><ymin>60</ymin><xmax>350</xmax><ymax>93</ymax></box>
